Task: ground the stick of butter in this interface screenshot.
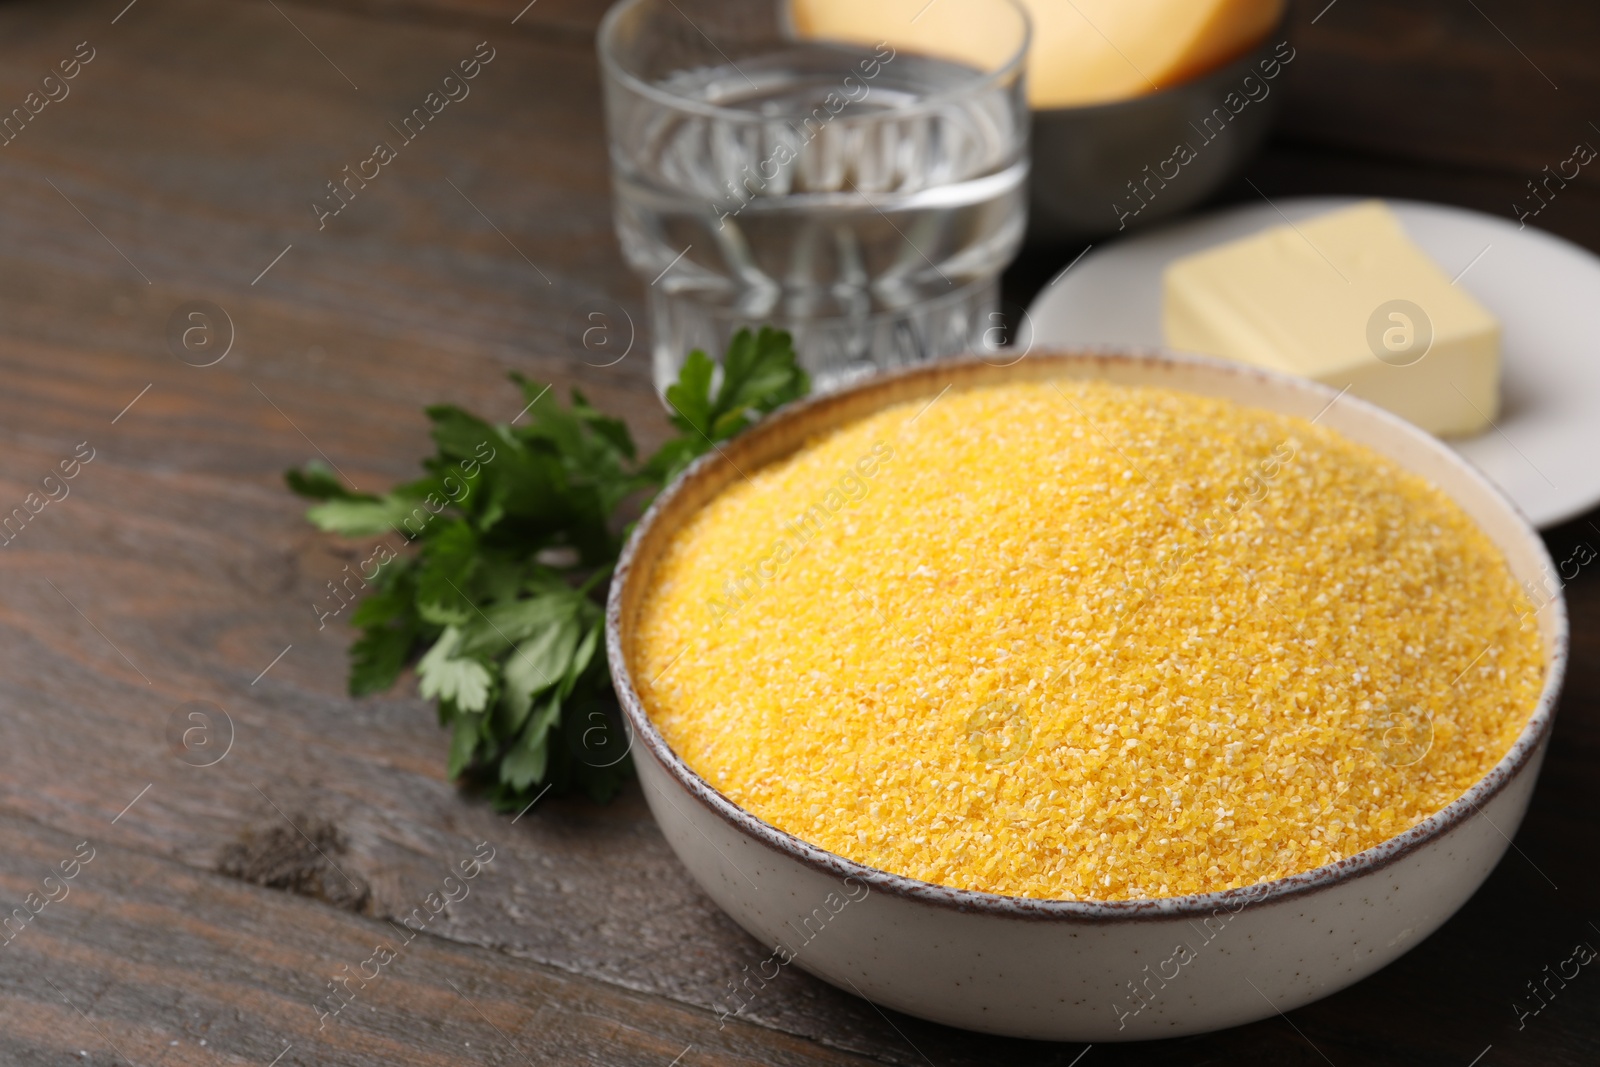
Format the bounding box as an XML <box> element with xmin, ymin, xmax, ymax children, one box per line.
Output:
<box><xmin>1162</xmin><ymin>200</ymin><xmax>1501</xmax><ymax>437</ymax></box>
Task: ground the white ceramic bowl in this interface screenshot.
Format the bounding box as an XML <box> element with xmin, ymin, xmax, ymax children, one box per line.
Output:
<box><xmin>606</xmin><ymin>349</ymin><xmax>1567</xmax><ymax>1041</ymax></box>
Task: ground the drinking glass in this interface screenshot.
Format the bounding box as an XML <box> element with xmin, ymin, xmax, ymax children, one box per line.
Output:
<box><xmin>597</xmin><ymin>0</ymin><xmax>1031</xmax><ymax>392</ymax></box>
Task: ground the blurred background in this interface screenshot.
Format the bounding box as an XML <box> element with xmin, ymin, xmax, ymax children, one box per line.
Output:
<box><xmin>5</xmin><ymin>0</ymin><xmax>1594</xmax><ymax>405</ymax></box>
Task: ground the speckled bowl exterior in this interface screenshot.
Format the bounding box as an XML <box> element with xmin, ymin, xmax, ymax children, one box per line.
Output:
<box><xmin>605</xmin><ymin>349</ymin><xmax>1567</xmax><ymax>1041</ymax></box>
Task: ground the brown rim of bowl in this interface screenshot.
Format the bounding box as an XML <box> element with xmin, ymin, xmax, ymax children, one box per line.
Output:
<box><xmin>605</xmin><ymin>348</ymin><xmax>1568</xmax><ymax>923</ymax></box>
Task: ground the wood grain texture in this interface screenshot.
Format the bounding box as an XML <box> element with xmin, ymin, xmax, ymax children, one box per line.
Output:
<box><xmin>0</xmin><ymin>812</ymin><xmax>882</xmax><ymax>1067</ymax></box>
<box><xmin>1276</xmin><ymin>0</ymin><xmax>1599</xmax><ymax>177</ymax></box>
<box><xmin>0</xmin><ymin>0</ymin><xmax>1597</xmax><ymax>1064</ymax></box>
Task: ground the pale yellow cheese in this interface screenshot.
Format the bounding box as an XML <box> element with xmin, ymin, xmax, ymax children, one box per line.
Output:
<box><xmin>1017</xmin><ymin>0</ymin><xmax>1284</xmax><ymax>107</ymax></box>
<box><xmin>1162</xmin><ymin>201</ymin><xmax>1501</xmax><ymax>437</ymax></box>
<box><xmin>787</xmin><ymin>0</ymin><xmax>1031</xmax><ymax>79</ymax></box>
<box><xmin>789</xmin><ymin>0</ymin><xmax>1284</xmax><ymax>109</ymax></box>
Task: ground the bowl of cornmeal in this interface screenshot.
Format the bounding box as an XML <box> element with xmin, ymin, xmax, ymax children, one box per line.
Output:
<box><xmin>606</xmin><ymin>349</ymin><xmax>1565</xmax><ymax>1040</ymax></box>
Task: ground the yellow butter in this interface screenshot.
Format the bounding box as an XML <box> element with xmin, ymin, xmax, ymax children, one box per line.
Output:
<box><xmin>789</xmin><ymin>0</ymin><xmax>1284</xmax><ymax>109</ymax></box>
<box><xmin>1162</xmin><ymin>201</ymin><xmax>1501</xmax><ymax>437</ymax></box>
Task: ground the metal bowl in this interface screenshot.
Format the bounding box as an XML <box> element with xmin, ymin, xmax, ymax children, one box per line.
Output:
<box><xmin>607</xmin><ymin>348</ymin><xmax>1566</xmax><ymax>1040</ymax></box>
<box><xmin>1027</xmin><ymin>18</ymin><xmax>1293</xmax><ymax>244</ymax></box>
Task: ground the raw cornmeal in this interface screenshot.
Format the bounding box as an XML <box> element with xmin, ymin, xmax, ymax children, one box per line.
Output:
<box><xmin>633</xmin><ymin>380</ymin><xmax>1545</xmax><ymax>901</ymax></box>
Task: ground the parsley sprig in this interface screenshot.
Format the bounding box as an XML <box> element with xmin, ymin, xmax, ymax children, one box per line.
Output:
<box><xmin>287</xmin><ymin>328</ymin><xmax>809</xmax><ymax>804</ymax></box>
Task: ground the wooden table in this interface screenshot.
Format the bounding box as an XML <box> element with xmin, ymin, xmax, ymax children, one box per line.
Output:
<box><xmin>0</xmin><ymin>0</ymin><xmax>1595</xmax><ymax>1063</ymax></box>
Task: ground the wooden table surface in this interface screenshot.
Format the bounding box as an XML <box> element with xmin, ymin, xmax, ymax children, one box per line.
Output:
<box><xmin>1</xmin><ymin>0</ymin><xmax>1595</xmax><ymax>1064</ymax></box>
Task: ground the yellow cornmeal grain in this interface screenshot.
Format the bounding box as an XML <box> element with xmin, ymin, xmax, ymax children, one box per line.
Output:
<box><xmin>633</xmin><ymin>380</ymin><xmax>1545</xmax><ymax>901</ymax></box>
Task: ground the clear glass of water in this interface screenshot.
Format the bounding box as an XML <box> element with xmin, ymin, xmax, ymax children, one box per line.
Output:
<box><xmin>597</xmin><ymin>0</ymin><xmax>1031</xmax><ymax>392</ymax></box>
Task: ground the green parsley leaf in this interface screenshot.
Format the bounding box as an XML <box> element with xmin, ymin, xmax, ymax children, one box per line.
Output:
<box><xmin>448</xmin><ymin>712</ymin><xmax>483</xmax><ymax>779</ymax></box>
<box><xmin>663</xmin><ymin>349</ymin><xmax>717</xmax><ymax>439</ymax></box>
<box><xmin>285</xmin><ymin>327</ymin><xmax>808</xmax><ymax>810</ymax></box>
<box><xmin>304</xmin><ymin>496</ymin><xmax>416</xmax><ymax>539</ymax></box>
<box><xmin>285</xmin><ymin>459</ymin><xmax>365</xmax><ymax>501</ymax></box>
<box><xmin>417</xmin><ymin>627</ymin><xmax>494</xmax><ymax>714</ymax></box>
<box><xmin>501</xmin><ymin>692</ymin><xmax>562</xmax><ymax>792</ymax></box>
<box><xmin>501</xmin><ymin>611</ymin><xmax>582</xmax><ymax>728</ymax></box>
<box><xmin>348</xmin><ymin>623</ymin><xmax>415</xmax><ymax>697</ymax></box>
<box><xmin>414</xmin><ymin>521</ymin><xmax>481</xmax><ymax>626</ymax></box>
<box><xmin>712</xmin><ymin>326</ymin><xmax>811</xmax><ymax>437</ymax></box>
<box><xmin>651</xmin><ymin>327</ymin><xmax>808</xmax><ymax>484</ymax></box>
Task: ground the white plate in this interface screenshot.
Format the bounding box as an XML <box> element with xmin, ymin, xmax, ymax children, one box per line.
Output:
<box><xmin>1024</xmin><ymin>196</ymin><xmax>1600</xmax><ymax>529</ymax></box>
